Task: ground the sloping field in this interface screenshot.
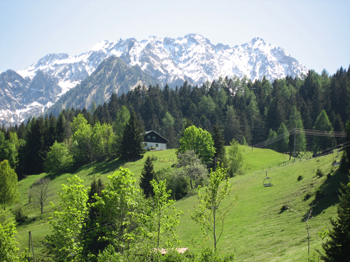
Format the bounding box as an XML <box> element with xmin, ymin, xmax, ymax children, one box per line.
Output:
<box><xmin>175</xmin><ymin>150</ymin><xmax>347</xmax><ymax>261</ymax></box>
<box><xmin>13</xmin><ymin>147</ymin><xmax>347</xmax><ymax>260</ymax></box>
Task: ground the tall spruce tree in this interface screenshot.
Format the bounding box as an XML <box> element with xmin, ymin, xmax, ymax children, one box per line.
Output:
<box><xmin>82</xmin><ymin>178</ymin><xmax>106</xmax><ymax>261</ymax></box>
<box><xmin>320</xmin><ymin>181</ymin><xmax>350</xmax><ymax>261</ymax></box>
<box><xmin>140</xmin><ymin>156</ymin><xmax>155</xmax><ymax>198</ymax></box>
<box><xmin>211</xmin><ymin>124</ymin><xmax>225</xmax><ymax>163</ymax></box>
<box><xmin>312</xmin><ymin>110</ymin><xmax>335</xmax><ymax>153</ymax></box>
<box><xmin>120</xmin><ymin>111</ymin><xmax>145</xmax><ymax>161</ymax></box>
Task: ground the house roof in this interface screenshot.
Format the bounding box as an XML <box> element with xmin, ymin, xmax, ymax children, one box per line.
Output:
<box><xmin>144</xmin><ymin>130</ymin><xmax>169</xmax><ymax>143</ymax></box>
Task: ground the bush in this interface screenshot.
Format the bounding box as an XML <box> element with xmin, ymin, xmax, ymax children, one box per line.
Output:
<box><xmin>297</xmin><ymin>175</ymin><xmax>303</xmax><ymax>181</ymax></box>
<box><xmin>12</xmin><ymin>205</ymin><xmax>28</xmax><ymax>225</ymax></box>
<box><xmin>279</xmin><ymin>204</ymin><xmax>289</xmax><ymax>214</ymax></box>
<box><xmin>316</xmin><ymin>169</ymin><xmax>324</xmax><ymax>178</ymax></box>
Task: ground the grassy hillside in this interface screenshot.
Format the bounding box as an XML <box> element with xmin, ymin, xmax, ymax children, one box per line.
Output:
<box><xmin>12</xmin><ymin>146</ymin><xmax>347</xmax><ymax>260</ymax></box>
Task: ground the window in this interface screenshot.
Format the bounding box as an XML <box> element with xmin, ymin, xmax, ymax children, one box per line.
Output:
<box><xmin>155</xmin><ymin>144</ymin><xmax>158</xmax><ymax>147</ymax></box>
<box><xmin>153</xmin><ymin>136</ymin><xmax>156</xmax><ymax>140</ymax></box>
<box><xmin>147</xmin><ymin>135</ymin><xmax>151</xmax><ymax>139</ymax></box>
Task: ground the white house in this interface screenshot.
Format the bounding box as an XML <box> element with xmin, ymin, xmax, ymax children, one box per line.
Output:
<box><xmin>143</xmin><ymin>130</ymin><xmax>168</xmax><ymax>150</ymax></box>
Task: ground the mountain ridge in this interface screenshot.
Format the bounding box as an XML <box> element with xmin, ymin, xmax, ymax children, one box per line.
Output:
<box><xmin>1</xmin><ymin>34</ymin><xmax>308</xmax><ymax>125</ymax></box>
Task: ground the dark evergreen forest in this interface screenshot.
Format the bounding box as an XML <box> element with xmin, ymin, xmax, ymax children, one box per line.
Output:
<box><xmin>1</xmin><ymin>67</ymin><xmax>349</xmax><ymax>178</ymax></box>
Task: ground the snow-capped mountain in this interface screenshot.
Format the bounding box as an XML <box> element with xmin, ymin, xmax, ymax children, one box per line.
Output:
<box><xmin>0</xmin><ymin>34</ymin><xmax>308</xmax><ymax>125</ymax></box>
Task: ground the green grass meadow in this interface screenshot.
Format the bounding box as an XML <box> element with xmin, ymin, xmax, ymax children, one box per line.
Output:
<box><xmin>13</xmin><ymin>146</ymin><xmax>348</xmax><ymax>260</ymax></box>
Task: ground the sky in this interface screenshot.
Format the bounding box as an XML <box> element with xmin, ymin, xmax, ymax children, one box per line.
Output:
<box><xmin>0</xmin><ymin>0</ymin><xmax>349</xmax><ymax>75</ymax></box>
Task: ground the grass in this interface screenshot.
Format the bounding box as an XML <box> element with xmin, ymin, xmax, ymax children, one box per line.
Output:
<box><xmin>9</xmin><ymin>146</ymin><xmax>348</xmax><ymax>260</ymax></box>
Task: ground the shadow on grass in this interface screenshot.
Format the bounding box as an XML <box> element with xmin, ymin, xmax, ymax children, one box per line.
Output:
<box><xmin>45</xmin><ymin>158</ymin><xmax>126</xmax><ymax>181</ymax></box>
<box><xmin>310</xmin><ymin>169</ymin><xmax>349</xmax><ymax>217</ymax></box>
<box><xmin>74</xmin><ymin>158</ymin><xmax>126</xmax><ymax>176</ymax></box>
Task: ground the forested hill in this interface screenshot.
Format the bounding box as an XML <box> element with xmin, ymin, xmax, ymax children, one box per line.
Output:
<box><xmin>45</xmin><ymin>56</ymin><xmax>159</xmax><ymax>117</ymax></box>
<box><xmin>1</xmin><ymin>66</ymin><xmax>349</xmax><ymax>178</ymax></box>
<box><xmin>91</xmin><ymin>66</ymin><xmax>350</xmax><ymax>148</ymax></box>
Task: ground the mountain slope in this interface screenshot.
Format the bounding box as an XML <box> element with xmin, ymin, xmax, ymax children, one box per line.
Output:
<box><xmin>1</xmin><ymin>34</ymin><xmax>308</xmax><ymax>125</ymax></box>
<box><xmin>46</xmin><ymin>56</ymin><xmax>158</xmax><ymax>116</ymax></box>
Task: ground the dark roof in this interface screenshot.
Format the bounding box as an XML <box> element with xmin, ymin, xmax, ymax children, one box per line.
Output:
<box><xmin>144</xmin><ymin>130</ymin><xmax>168</xmax><ymax>143</ymax></box>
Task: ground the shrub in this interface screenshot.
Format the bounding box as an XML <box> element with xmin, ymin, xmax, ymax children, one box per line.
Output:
<box><xmin>316</xmin><ymin>169</ymin><xmax>324</xmax><ymax>178</ymax></box>
<box><xmin>279</xmin><ymin>204</ymin><xmax>289</xmax><ymax>213</ymax></box>
<box><xmin>12</xmin><ymin>205</ymin><xmax>28</xmax><ymax>225</ymax></box>
<box><xmin>297</xmin><ymin>175</ymin><xmax>303</xmax><ymax>181</ymax></box>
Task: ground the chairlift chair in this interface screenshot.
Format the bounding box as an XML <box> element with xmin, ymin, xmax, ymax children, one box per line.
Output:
<box><xmin>263</xmin><ymin>171</ymin><xmax>272</xmax><ymax>187</ymax></box>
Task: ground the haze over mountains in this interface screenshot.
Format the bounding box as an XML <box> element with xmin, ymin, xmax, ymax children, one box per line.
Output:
<box><xmin>0</xmin><ymin>34</ymin><xmax>308</xmax><ymax>126</ymax></box>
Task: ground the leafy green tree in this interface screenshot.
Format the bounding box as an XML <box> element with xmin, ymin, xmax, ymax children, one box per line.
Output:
<box><xmin>191</xmin><ymin>165</ymin><xmax>234</xmax><ymax>252</ymax></box>
<box><xmin>212</xmin><ymin>124</ymin><xmax>225</xmax><ymax>163</ymax></box>
<box><xmin>113</xmin><ymin>105</ymin><xmax>130</xmax><ymax>140</ymax></box>
<box><xmin>176</xmin><ymin>125</ymin><xmax>215</xmax><ymax>164</ymax></box>
<box><xmin>120</xmin><ymin>111</ymin><xmax>145</xmax><ymax>161</ymax></box>
<box><xmin>320</xmin><ymin>182</ymin><xmax>350</xmax><ymax>261</ymax></box>
<box><xmin>225</xmin><ymin>140</ymin><xmax>245</xmax><ymax>177</ymax></box>
<box><xmin>176</xmin><ymin>150</ymin><xmax>208</xmax><ymax>190</ymax></box>
<box><xmin>93</xmin><ymin>168</ymin><xmax>139</xmax><ymax>253</ymax></box>
<box><xmin>71</xmin><ymin>114</ymin><xmax>93</xmax><ymax>164</ymax></box>
<box><xmin>46</xmin><ymin>175</ymin><xmax>88</xmax><ymax>261</ymax></box>
<box><xmin>91</xmin><ymin>122</ymin><xmax>116</xmax><ymax>161</ymax></box>
<box><xmin>140</xmin><ymin>156</ymin><xmax>155</xmax><ymax>198</ymax></box>
<box><xmin>0</xmin><ymin>219</ymin><xmax>22</xmax><ymax>261</ymax></box>
<box><xmin>312</xmin><ymin>110</ymin><xmax>335</xmax><ymax>153</ymax></box>
<box><xmin>0</xmin><ymin>160</ymin><xmax>18</xmax><ymax>210</ymax></box>
<box><xmin>162</xmin><ymin>111</ymin><xmax>177</xmax><ymax>148</ymax></box>
<box><xmin>44</xmin><ymin>141</ymin><xmax>73</xmax><ymax>174</ymax></box>
<box><xmin>340</xmin><ymin>121</ymin><xmax>350</xmax><ymax>170</ymax></box>
<box><xmin>147</xmin><ymin>179</ymin><xmax>181</xmax><ymax>249</ymax></box>
<box><xmin>277</xmin><ymin>122</ymin><xmax>289</xmax><ymax>153</ymax></box>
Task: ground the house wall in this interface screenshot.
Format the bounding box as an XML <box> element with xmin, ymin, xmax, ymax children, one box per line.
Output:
<box><xmin>143</xmin><ymin>142</ymin><xmax>167</xmax><ymax>150</ymax></box>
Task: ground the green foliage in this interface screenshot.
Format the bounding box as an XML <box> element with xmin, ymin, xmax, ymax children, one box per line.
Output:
<box><xmin>147</xmin><ymin>179</ymin><xmax>182</xmax><ymax>249</ymax></box>
<box><xmin>225</xmin><ymin>140</ymin><xmax>245</xmax><ymax>177</ymax></box>
<box><xmin>44</xmin><ymin>141</ymin><xmax>73</xmax><ymax>174</ymax></box>
<box><xmin>191</xmin><ymin>165</ymin><xmax>235</xmax><ymax>252</ymax></box>
<box><xmin>0</xmin><ymin>219</ymin><xmax>22</xmax><ymax>262</ymax></box>
<box><xmin>140</xmin><ymin>156</ymin><xmax>155</xmax><ymax>198</ymax></box>
<box><xmin>71</xmin><ymin>114</ymin><xmax>93</xmax><ymax>164</ymax></box>
<box><xmin>277</xmin><ymin>122</ymin><xmax>289</xmax><ymax>153</ymax></box>
<box><xmin>316</xmin><ymin>168</ymin><xmax>324</xmax><ymax>178</ymax></box>
<box><xmin>0</xmin><ymin>160</ymin><xmax>18</xmax><ymax>209</ymax></box>
<box><xmin>93</xmin><ymin>168</ymin><xmax>139</xmax><ymax>252</ymax></box>
<box><xmin>313</xmin><ymin>110</ymin><xmax>335</xmax><ymax>153</ymax></box>
<box><xmin>177</xmin><ymin>150</ymin><xmax>209</xmax><ymax>190</ymax></box>
<box><xmin>177</xmin><ymin>125</ymin><xmax>215</xmax><ymax>164</ymax></box>
<box><xmin>46</xmin><ymin>175</ymin><xmax>89</xmax><ymax>261</ymax></box>
<box><xmin>120</xmin><ymin>111</ymin><xmax>145</xmax><ymax>161</ymax></box>
<box><xmin>320</xmin><ymin>182</ymin><xmax>350</xmax><ymax>261</ymax></box>
<box><xmin>212</xmin><ymin>124</ymin><xmax>225</xmax><ymax>163</ymax></box>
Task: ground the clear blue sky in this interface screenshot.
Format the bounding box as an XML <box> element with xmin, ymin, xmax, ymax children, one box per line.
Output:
<box><xmin>0</xmin><ymin>0</ymin><xmax>349</xmax><ymax>75</ymax></box>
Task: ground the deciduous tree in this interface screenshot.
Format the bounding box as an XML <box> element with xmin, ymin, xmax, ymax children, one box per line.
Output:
<box><xmin>176</xmin><ymin>125</ymin><xmax>215</xmax><ymax>164</ymax></box>
<box><xmin>0</xmin><ymin>160</ymin><xmax>18</xmax><ymax>210</ymax></box>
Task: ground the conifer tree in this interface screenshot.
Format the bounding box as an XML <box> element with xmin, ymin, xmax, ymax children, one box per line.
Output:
<box><xmin>312</xmin><ymin>110</ymin><xmax>335</xmax><ymax>153</ymax></box>
<box><xmin>320</xmin><ymin>181</ymin><xmax>350</xmax><ymax>261</ymax></box>
<box><xmin>211</xmin><ymin>124</ymin><xmax>225</xmax><ymax>162</ymax></box>
<box><xmin>120</xmin><ymin>111</ymin><xmax>145</xmax><ymax>161</ymax></box>
<box><xmin>140</xmin><ymin>156</ymin><xmax>155</xmax><ymax>198</ymax></box>
<box><xmin>277</xmin><ymin>122</ymin><xmax>289</xmax><ymax>153</ymax></box>
<box><xmin>82</xmin><ymin>178</ymin><xmax>106</xmax><ymax>261</ymax></box>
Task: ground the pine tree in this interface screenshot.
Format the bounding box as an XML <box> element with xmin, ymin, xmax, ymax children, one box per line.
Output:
<box><xmin>320</xmin><ymin>181</ymin><xmax>350</xmax><ymax>261</ymax></box>
<box><xmin>140</xmin><ymin>156</ymin><xmax>155</xmax><ymax>198</ymax></box>
<box><xmin>211</xmin><ymin>124</ymin><xmax>225</xmax><ymax>162</ymax></box>
<box><xmin>120</xmin><ymin>111</ymin><xmax>145</xmax><ymax>161</ymax></box>
<box><xmin>312</xmin><ymin>110</ymin><xmax>335</xmax><ymax>153</ymax></box>
<box><xmin>277</xmin><ymin>123</ymin><xmax>289</xmax><ymax>153</ymax></box>
<box><xmin>82</xmin><ymin>178</ymin><xmax>107</xmax><ymax>261</ymax></box>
